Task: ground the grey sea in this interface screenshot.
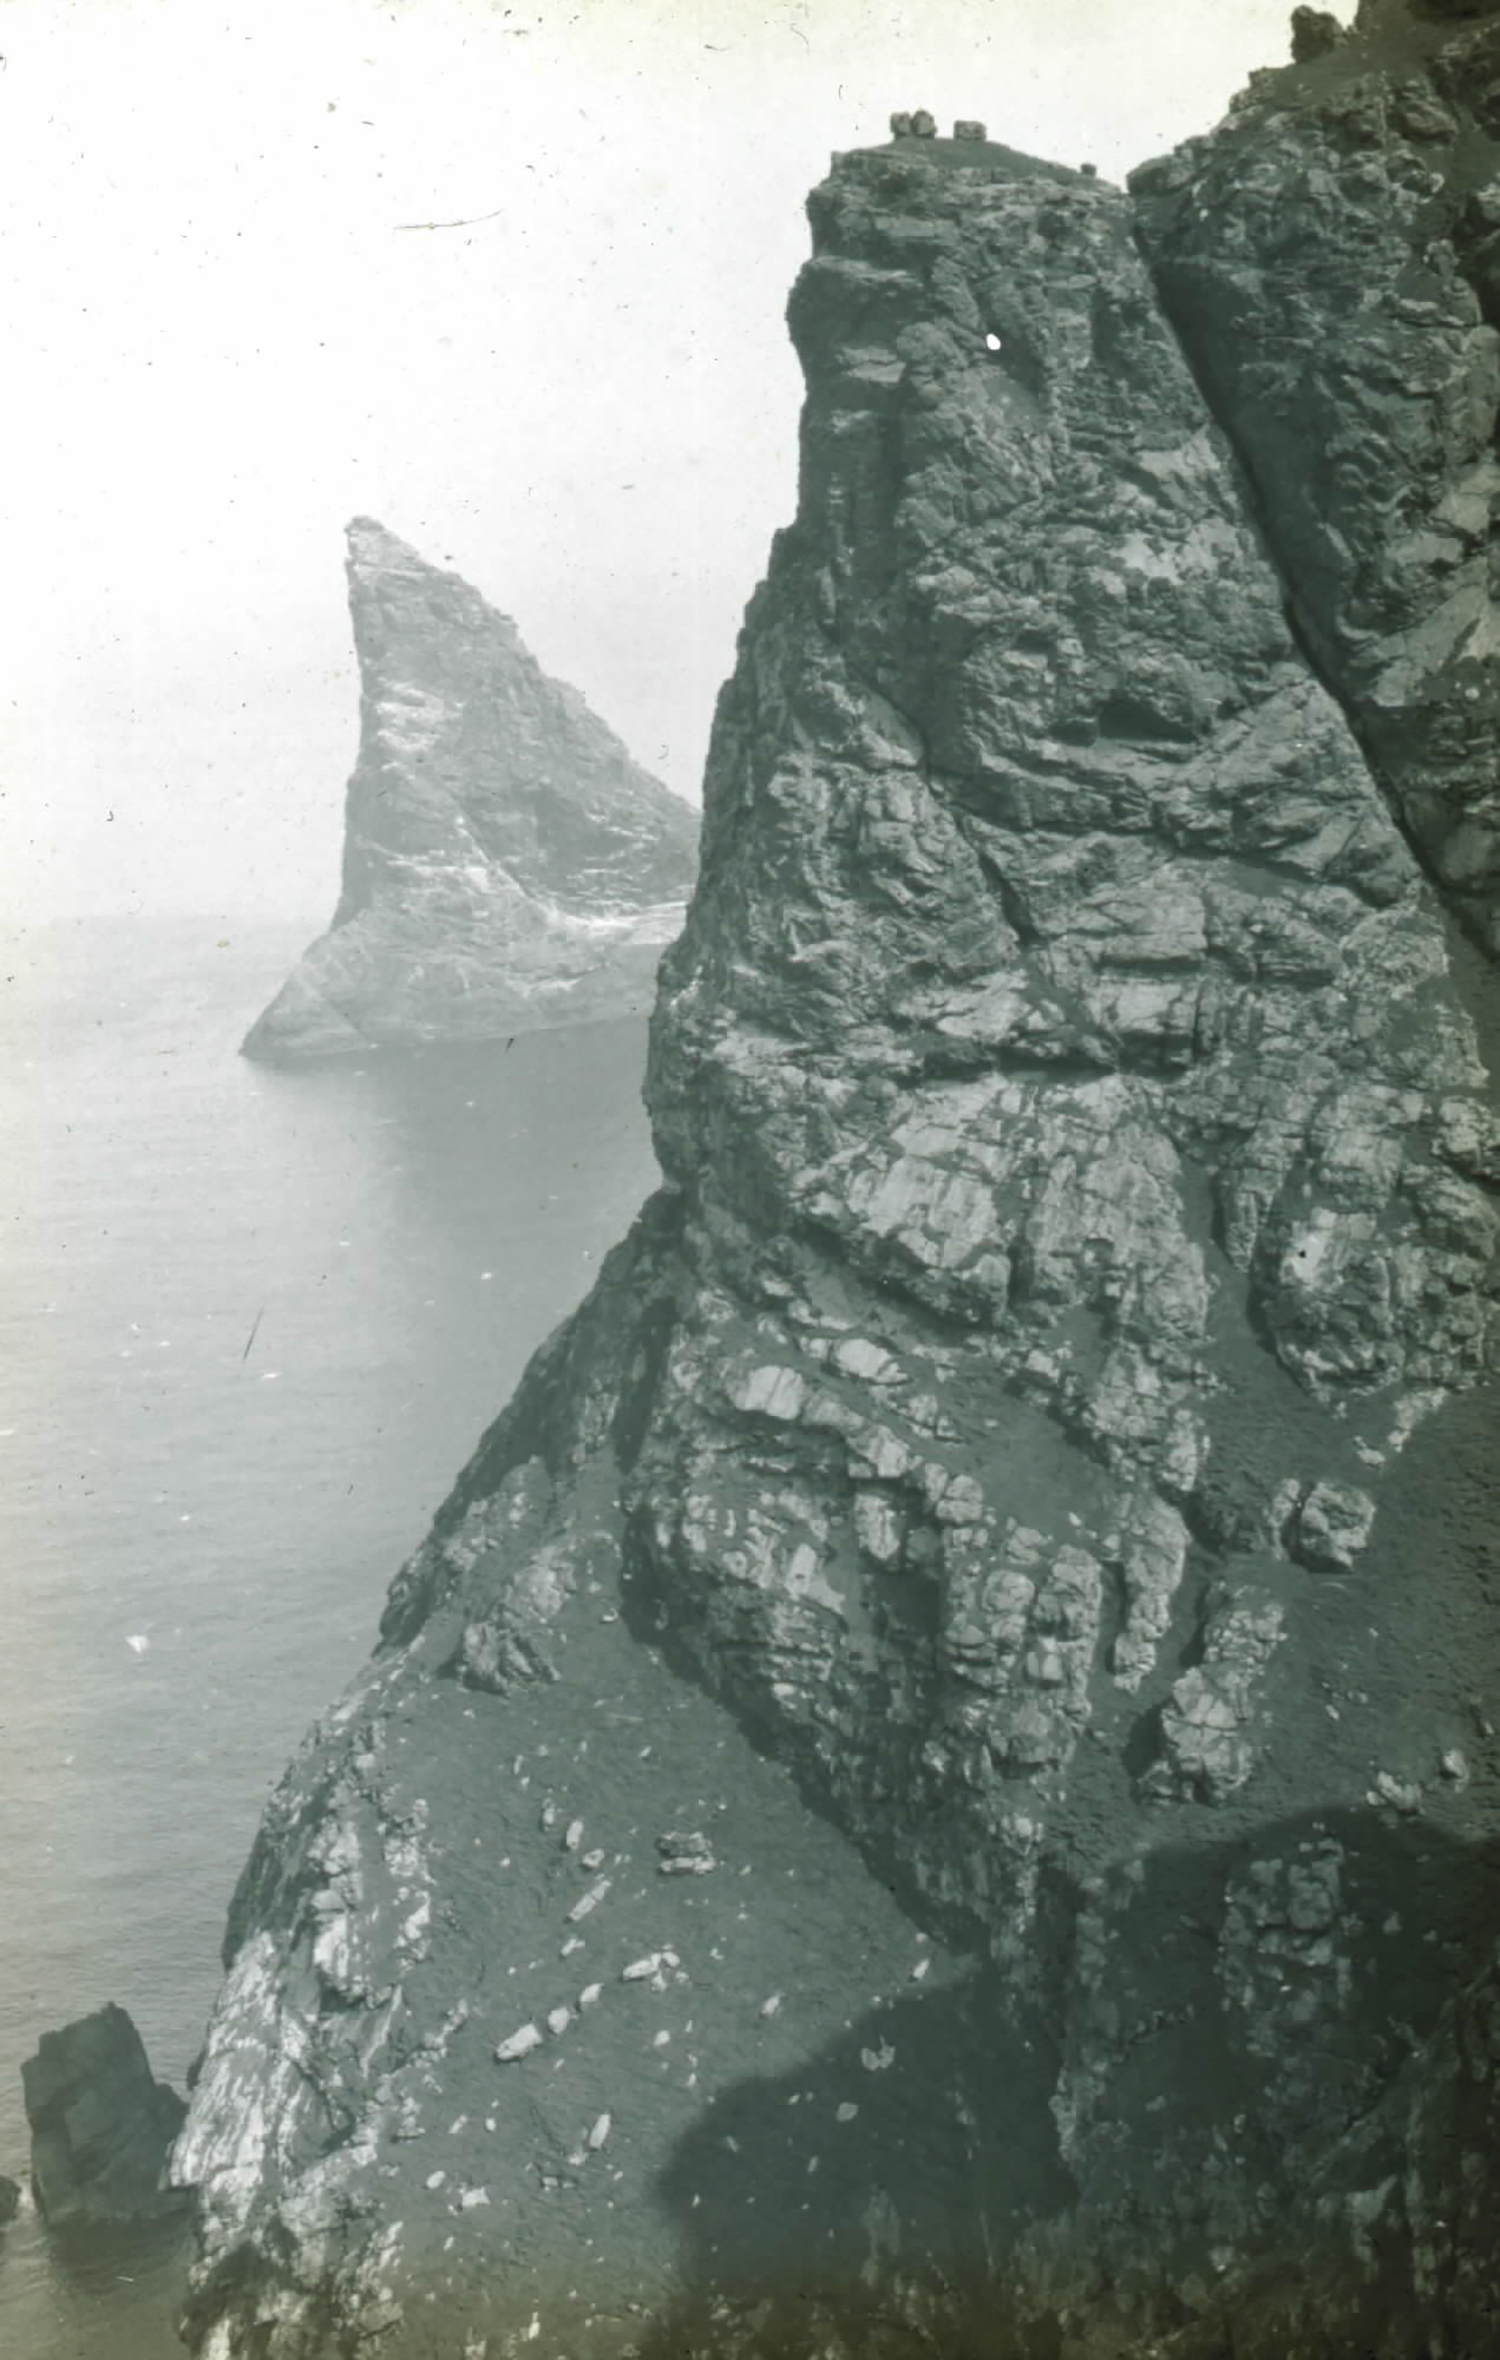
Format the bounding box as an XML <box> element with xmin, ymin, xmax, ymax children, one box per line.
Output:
<box><xmin>0</xmin><ymin>916</ymin><xmax>660</xmax><ymax>2358</ymax></box>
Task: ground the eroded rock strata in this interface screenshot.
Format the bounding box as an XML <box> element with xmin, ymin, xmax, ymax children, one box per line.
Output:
<box><xmin>242</xmin><ymin>521</ymin><xmax>698</xmax><ymax>1060</ymax></box>
<box><xmin>1133</xmin><ymin>0</ymin><xmax>1500</xmax><ymax>954</ymax></box>
<box><xmin>179</xmin><ymin>64</ymin><xmax>1499</xmax><ymax>2360</ymax></box>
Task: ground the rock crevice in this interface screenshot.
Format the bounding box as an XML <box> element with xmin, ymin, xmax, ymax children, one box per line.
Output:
<box><xmin>1133</xmin><ymin>0</ymin><xmax>1500</xmax><ymax>954</ymax></box>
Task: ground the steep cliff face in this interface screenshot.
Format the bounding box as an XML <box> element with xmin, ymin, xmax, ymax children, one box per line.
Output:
<box><xmin>177</xmin><ymin>93</ymin><xmax>1499</xmax><ymax>2360</ymax></box>
<box><xmin>242</xmin><ymin>522</ymin><xmax>698</xmax><ymax>1060</ymax></box>
<box><xmin>1133</xmin><ymin>0</ymin><xmax>1500</xmax><ymax>953</ymax></box>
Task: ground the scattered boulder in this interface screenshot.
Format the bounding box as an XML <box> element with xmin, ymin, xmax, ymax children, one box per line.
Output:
<box><xmin>909</xmin><ymin>108</ymin><xmax>936</xmax><ymax>137</ymax></box>
<box><xmin>656</xmin><ymin>1828</ymin><xmax>716</xmax><ymax>1876</ymax></box>
<box><xmin>22</xmin><ymin>2004</ymin><xmax>188</xmax><ymax>2226</ymax></box>
<box><xmin>1370</xmin><ymin>1770</ymin><xmax>1424</xmax><ymax>1815</ymax></box>
<box><xmin>888</xmin><ymin>110</ymin><xmax>912</xmax><ymax>138</ymax></box>
<box><xmin>953</xmin><ymin>119</ymin><xmax>987</xmax><ymax>141</ymax></box>
<box><xmin>1290</xmin><ymin>1481</ymin><xmax>1377</xmax><ymax>1572</ymax></box>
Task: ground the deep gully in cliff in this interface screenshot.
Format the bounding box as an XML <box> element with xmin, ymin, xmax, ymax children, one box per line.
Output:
<box><xmin>1126</xmin><ymin>105</ymin><xmax>1500</xmax><ymax>977</ymax></box>
<box><xmin>1133</xmin><ymin>268</ymin><xmax>1496</xmax><ymax>989</ymax></box>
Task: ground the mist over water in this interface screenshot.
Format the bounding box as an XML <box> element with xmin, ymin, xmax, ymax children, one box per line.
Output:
<box><xmin>0</xmin><ymin>917</ymin><xmax>660</xmax><ymax>2356</ymax></box>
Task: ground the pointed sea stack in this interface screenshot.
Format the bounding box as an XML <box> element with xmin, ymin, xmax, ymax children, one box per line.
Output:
<box><xmin>242</xmin><ymin>521</ymin><xmax>698</xmax><ymax>1059</ymax></box>
<box><xmin>179</xmin><ymin>52</ymin><xmax>1499</xmax><ymax>2360</ymax></box>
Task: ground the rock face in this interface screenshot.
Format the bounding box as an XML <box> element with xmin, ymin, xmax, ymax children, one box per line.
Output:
<box><xmin>177</xmin><ymin>61</ymin><xmax>1499</xmax><ymax>2360</ymax></box>
<box><xmin>242</xmin><ymin>521</ymin><xmax>699</xmax><ymax>1060</ymax></box>
<box><xmin>1290</xmin><ymin>5</ymin><xmax>1347</xmax><ymax>62</ymax></box>
<box><xmin>23</xmin><ymin>2004</ymin><xmax>187</xmax><ymax>2226</ymax></box>
<box><xmin>1133</xmin><ymin>0</ymin><xmax>1500</xmax><ymax>954</ymax></box>
<box><xmin>0</xmin><ymin>2172</ymin><xmax>20</xmax><ymax>2227</ymax></box>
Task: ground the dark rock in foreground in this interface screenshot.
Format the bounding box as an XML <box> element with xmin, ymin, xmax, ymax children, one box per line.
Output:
<box><xmin>0</xmin><ymin>2171</ymin><xmax>20</xmax><ymax>2226</ymax></box>
<box><xmin>23</xmin><ymin>2004</ymin><xmax>188</xmax><ymax>2227</ymax></box>
<box><xmin>242</xmin><ymin>521</ymin><xmax>699</xmax><ymax>1061</ymax></box>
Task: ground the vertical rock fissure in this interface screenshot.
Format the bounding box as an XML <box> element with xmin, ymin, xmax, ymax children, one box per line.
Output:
<box><xmin>1133</xmin><ymin>217</ymin><xmax>1490</xmax><ymax>960</ymax></box>
<box><xmin>1130</xmin><ymin>0</ymin><xmax>1500</xmax><ymax>955</ymax></box>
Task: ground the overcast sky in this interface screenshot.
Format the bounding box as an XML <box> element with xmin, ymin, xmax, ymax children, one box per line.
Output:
<box><xmin>0</xmin><ymin>0</ymin><xmax>1354</xmax><ymax>925</ymax></box>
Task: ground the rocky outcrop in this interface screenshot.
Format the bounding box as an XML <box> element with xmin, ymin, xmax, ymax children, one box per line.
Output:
<box><xmin>242</xmin><ymin>521</ymin><xmax>698</xmax><ymax>1060</ymax></box>
<box><xmin>0</xmin><ymin>2172</ymin><xmax>20</xmax><ymax>2227</ymax></box>
<box><xmin>1291</xmin><ymin>6</ymin><xmax>1347</xmax><ymax>63</ymax></box>
<box><xmin>177</xmin><ymin>79</ymin><xmax>1499</xmax><ymax>2360</ymax></box>
<box><xmin>23</xmin><ymin>2004</ymin><xmax>188</xmax><ymax>2226</ymax></box>
<box><xmin>1133</xmin><ymin>0</ymin><xmax>1500</xmax><ymax>954</ymax></box>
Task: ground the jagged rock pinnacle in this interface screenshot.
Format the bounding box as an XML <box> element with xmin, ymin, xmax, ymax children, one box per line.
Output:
<box><xmin>241</xmin><ymin>521</ymin><xmax>698</xmax><ymax>1060</ymax></box>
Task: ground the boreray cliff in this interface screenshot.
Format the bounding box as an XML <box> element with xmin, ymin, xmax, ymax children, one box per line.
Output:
<box><xmin>242</xmin><ymin>521</ymin><xmax>699</xmax><ymax>1060</ymax></box>
<box><xmin>178</xmin><ymin>10</ymin><xmax>1500</xmax><ymax>2357</ymax></box>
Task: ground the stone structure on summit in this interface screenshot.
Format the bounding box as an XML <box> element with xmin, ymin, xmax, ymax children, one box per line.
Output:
<box><xmin>891</xmin><ymin>112</ymin><xmax>987</xmax><ymax>143</ymax></box>
<box><xmin>242</xmin><ymin>521</ymin><xmax>698</xmax><ymax>1062</ymax></box>
<box><xmin>175</xmin><ymin>6</ymin><xmax>1499</xmax><ymax>2355</ymax></box>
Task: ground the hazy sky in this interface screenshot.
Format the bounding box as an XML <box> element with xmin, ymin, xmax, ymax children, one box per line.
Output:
<box><xmin>1</xmin><ymin>0</ymin><xmax>1354</xmax><ymax>924</ymax></box>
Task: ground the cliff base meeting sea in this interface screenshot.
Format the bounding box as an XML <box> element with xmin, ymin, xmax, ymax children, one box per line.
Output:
<box><xmin>0</xmin><ymin>913</ymin><xmax>660</xmax><ymax>2359</ymax></box>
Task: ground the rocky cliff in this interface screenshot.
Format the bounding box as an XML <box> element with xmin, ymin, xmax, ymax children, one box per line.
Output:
<box><xmin>177</xmin><ymin>18</ymin><xmax>1499</xmax><ymax>2358</ymax></box>
<box><xmin>1134</xmin><ymin>0</ymin><xmax>1500</xmax><ymax>954</ymax></box>
<box><xmin>242</xmin><ymin>522</ymin><xmax>698</xmax><ymax>1060</ymax></box>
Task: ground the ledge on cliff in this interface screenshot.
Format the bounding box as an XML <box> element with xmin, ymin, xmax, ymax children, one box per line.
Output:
<box><xmin>242</xmin><ymin>520</ymin><xmax>699</xmax><ymax>1061</ymax></box>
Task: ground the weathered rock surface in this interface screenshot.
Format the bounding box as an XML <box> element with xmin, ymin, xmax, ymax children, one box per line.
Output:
<box><xmin>178</xmin><ymin>92</ymin><xmax>1499</xmax><ymax>2360</ymax></box>
<box><xmin>23</xmin><ymin>2003</ymin><xmax>188</xmax><ymax>2226</ymax></box>
<box><xmin>242</xmin><ymin>521</ymin><xmax>698</xmax><ymax>1060</ymax></box>
<box><xmin>0</xmin><ymin>2171</ymin><xmax>20</xmax><ymax>2226</ymax></box>
<box><xmin>1133</xmin><ymin>0</ymin><xmax>1500</xmax><ymax>954</ymax></box>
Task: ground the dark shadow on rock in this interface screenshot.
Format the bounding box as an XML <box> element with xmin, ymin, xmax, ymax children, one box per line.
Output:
<box><xmin>633</xmin><ymin>1961</ymin><xmax>1067</xmax><ymax>2360</ymax></box>
<box><xmin>631</xmin><ymin>1809</ymin><xmax>1500</xmax><ymax>2358</ymax></box>
<box><xmin>35</xmin><ymin>2202</ymin><xmax>192</xmax><ymax>2290</ymax></box>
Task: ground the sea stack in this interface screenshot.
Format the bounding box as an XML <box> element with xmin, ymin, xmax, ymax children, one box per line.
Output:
<box><xmin>241</xmin><ymin>520</ymin><xmax>699</xmax><ymax>1060</ymax></box>
<box><xmin>23</xmin><ymin>2004</ymin><xmax>188</xmax><ymax>2226</ymax></box>
<box><xmin>178</xmin><ymin>12</ymin><xmax>1498</xmax><ymax>2357</ymax></box>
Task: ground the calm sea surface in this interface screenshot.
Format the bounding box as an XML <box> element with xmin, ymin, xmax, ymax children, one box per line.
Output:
<box><xmin>0</xmin><ymin>916</ymin><xmax>661</xmax><ymax>2357</ymax></box>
